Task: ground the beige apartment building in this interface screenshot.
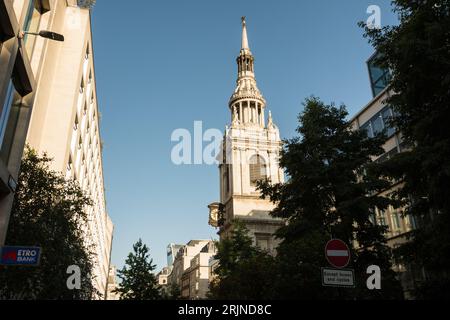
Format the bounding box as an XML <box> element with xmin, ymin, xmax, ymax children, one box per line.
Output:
<box><xmin>1</xmin><ymin>0</ymin><xmax>112</xmax><ymax>298</ymax></box>
<box><xmin>180</xmin><ymin>241</ymin><xmax>216</xmax><ymax>300</ymax></box>
<box><xmin>167</xmin><ymin>239</ymin><xmax>217</xmax><ymax>299</ymax></box>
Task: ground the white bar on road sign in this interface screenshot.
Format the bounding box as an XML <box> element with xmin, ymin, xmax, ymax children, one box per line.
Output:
<box><xmin>326</xmin><ymin>250</ymin><xmax>349</xmax><ymax>257</ymax></box>
<box><xmin>322</xmin><ymin>268</ymin><xmax>355</xmax><ymax>287</ymax></box>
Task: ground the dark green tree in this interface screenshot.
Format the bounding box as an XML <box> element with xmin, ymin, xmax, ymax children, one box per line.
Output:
<box><xmin>209</xmin><ymin>221</ymin><xmax>275</xmax><ymax>300</ymax></box>
<box><xmin>162</xmin><ymin>282</ymin><xmax>181</xmax><ymax>300</ymax></box>
<box><xmin>0</xmin><ymin>148</ymin><xmax>97</xmax><ymax>299</ymax></box>
<box><xmin>259</xmin><ymin>97</ymin><xmax>403</xmax><ymax>299</ymax></box>
<box><xmin>115</xmin><ymin>239</ymin><xmax>161</xmax><ymax>300</ymax></box>
<box><xmin>361</xmin><ymin>0</ymin><xmax>450</xmax><ymax>299</ymax></box>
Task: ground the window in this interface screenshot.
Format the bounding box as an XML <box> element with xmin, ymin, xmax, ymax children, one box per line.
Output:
<box><xmin>360</xmin><ymin>106</ymin><xmax>396</xmax><ymax>138</ymax></box>
<box><xmin>375</xmin><ymin>146</ymin><xmax>399</xmax><ymax>163</ymax></box>
<box><xmin>391</xmin><ymin>212</ymin><xmax>401</xmax><ymax>231</ymax></box>
<box><xmin>371</xmin><ymin>115</ymin><xmax>383</xmax><ymax>135</ymax></box>
<box><xmin>80</xmin><ymin>77</ymin><xmax>84</xmax><ymax>94</ymax></box>
<box><xmin>0</xmin><ymin>75</ymin><xmax>31</xmax><ymax>163</ymax></box>
<box><xmin>0</xmin><ymin>81</ymin><xmax>15</xmax><ymax>148</ymax></box>
<box><xmin>256</xmin><ymin>235</ymin><xmax>270</xmax><ymax>251</ymax></box>
<box><xmin>367</xmin><ymin>53</ymin><xmax>392</xmax><ymax>97</ymax></box>
<box><xmin>376</xmin><ymin>209</ymin><xmax>388</xmax><ymax>228</ymax></box>
<box><xmin>381</xmin><ymin>107</ymin><xmax>395</xmax><ymax>136</ymax></box>
<box><xmin>23</xmin><ymin>0</ymin><xmax>45</xmax><ymax>56</ymax></box>
<box><xmin>73</xmin><ymin>116</ymin><xmax>79</xmax><ymax>131</ymax></box>
<box><xmin>249</xmin><ymin>155</ymin><xmax>267</xmax><ymax>186</ymax></box>
<box><xmin>408</xmin><ymin>214</ymin><xmax>418</xmax><ymax>230</ymax></box>
<box><xmin>369</xmin><ymin>212</ymin><xmax>377</xmax><ymax>225</ymax></box>
<box><xmin>360</xmin><ymin>122</ymin><xmax>373</xmax><ymax>138</ymax></box>
<box><xmin>85</xmin><ymin>44</ymin><xmax>90</xmax><ymax>60</ymax></box>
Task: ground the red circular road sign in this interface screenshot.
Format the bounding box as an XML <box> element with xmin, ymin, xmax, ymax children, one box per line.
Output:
<box><xmin>325</xmin><ymin>239</ymin><xmax>351</xmax><ymax>269</ymax></box>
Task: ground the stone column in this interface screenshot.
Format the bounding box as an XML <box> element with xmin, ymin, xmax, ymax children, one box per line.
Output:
<box><xmin>239</xmin><ymin>102</ymin><xmax>243</xmax><ymax>122</ymax></box>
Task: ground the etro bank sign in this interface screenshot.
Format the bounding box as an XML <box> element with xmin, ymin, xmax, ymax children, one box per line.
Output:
<box><xmin>0</xmin><ymin>246</ymin><xmax>41</xmax><ymax>266</ymax></box>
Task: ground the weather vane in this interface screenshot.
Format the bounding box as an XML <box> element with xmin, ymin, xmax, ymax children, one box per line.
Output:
<box><xmin>241</xmin><ymin>16</ymin><xmax>246</xmax><ymax>26</ymax></box>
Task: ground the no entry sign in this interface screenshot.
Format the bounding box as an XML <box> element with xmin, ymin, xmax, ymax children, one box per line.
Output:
<box><xmin>325</xmin><ymin>239</ymin><xmax>350</xmax><ymax>269</ymax></box>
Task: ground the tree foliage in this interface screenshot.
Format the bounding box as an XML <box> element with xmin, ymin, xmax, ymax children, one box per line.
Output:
<box><xmin>258</xmin><ymin>97</ymin><xmax>403</xmax><ymax>299</ymax></box>
<box><xmin>361</xmin><ymin>0</ymin><xmax>450</xmax><ymax>299</ymax></box>
<box><xmin>115</xmin><ymin>239</ymin><xmax>161</xmax><ymax>300</ymax></box>
<box><xmin>161</xmin><ymin>282</ymin><xmax>181</xmax><ymax>300</ymax></box>
<box><xmin>0</xmin><ymin>148</ymin><xmax>97</xmax><ymax>299</ymax></box>
<box><xmin>209</xmin><ymin>221</ymin><xmax>275</xmax><ymax>300</ymax></box>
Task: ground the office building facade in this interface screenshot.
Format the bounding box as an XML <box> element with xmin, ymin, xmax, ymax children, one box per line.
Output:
<box><xmin>0</xmin><ymin>0</ymin><xmax>41</xmax><ymax>246</ymax></box>
<box><xmin>1</xmin><ymin>0</ymin><xmax>112</xmax><ymax>298</ymax></box>
<box><xmin>350</xmin><ymin>53</ymin><xmax>418</xmax><ymax>298</ymax></box>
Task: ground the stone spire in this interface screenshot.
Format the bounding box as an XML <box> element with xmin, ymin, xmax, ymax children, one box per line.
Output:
<box><xmin>229</xmin><ymin>17</ymin><xmax>266</xmax><ymax>127</ymax></box>
<box><xmin>241</xmin><ymin>17</ymin><xmax>251</xmax><ymax>54</ymax></box>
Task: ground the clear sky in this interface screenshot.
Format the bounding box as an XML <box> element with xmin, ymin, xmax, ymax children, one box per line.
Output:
<box><xmin>90</xmin><ymin>0</ymin><xmax>398</xmax><ymax>271</ymax></box>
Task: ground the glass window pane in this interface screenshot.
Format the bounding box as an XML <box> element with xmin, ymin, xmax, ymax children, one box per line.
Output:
<box><xmin>24</xmin><ymin>0</ymin><xmax>43</xmax><ymax>56</ymax></box>
<box><xmin>0</xmin><ymin>81</ymin><xmax>15</xmax><ymax>145</ymax></box>
<box><xmin>392</xmin><ymin>213</ymin><xmax>400</xmax><ymax>230</ymax></box>
<box><xmin>0</xmin><ymin>87</ymin><xmax>24</xmax><ymax>164</ymax></box>
<box><xmin>249</xmin><ymin>155</ymin><xmax>266</xmax><ymax>186</ymax></box>
<box><xmin>381</xmin><ymin>107</ymin><xmax>396</xmax><ymax>136</ymax></box>
<box><xmin>360</xmin><ymin>122</ymin><xmax>373</xmax><ymax>138</ymax></box>
<box><xmin>371</xmin><ymin>115</ymin><xmax>384</xmax><ymax>135</ymax></box>
<box><xmin>368</xmin><ymin>53</ymin><xmax>391</xmax><ymax>97</ymax></box>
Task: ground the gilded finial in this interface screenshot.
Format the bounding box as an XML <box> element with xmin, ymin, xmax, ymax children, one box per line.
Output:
<box><xmin>241</xmin><ymin>16</ymin><xmax>246</xmax><ymax>26</ymax></box>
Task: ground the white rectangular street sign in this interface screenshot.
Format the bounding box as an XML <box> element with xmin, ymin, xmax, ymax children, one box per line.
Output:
<box><xmin>322</xmin><ymin>268</ymin><xmax>355</xmax><ymax>287</ymax></box>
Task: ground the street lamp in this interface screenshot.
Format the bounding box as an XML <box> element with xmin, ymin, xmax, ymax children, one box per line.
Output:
<box><xmin>19</xmin><ymin>30</ymin><xmax>64</xmax><ymax>42</ymax></box>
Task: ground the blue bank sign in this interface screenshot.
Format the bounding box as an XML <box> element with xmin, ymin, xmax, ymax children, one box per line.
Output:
<box><xmin>0</xmin><ymin>246</ymin><xmax>41</xmax><ymax>266</ymax></box>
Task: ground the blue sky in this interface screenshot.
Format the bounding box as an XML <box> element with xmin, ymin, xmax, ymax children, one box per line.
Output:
<box><xmin>90</xmin><ymin>0</ymin><xmax>398</xmax><ymax>270</ymax></box>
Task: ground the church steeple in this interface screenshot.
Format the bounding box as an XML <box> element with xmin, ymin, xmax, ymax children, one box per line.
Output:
<box><xmin>211</xmin><ymin>17</ymin><xmax>284</xmax><ymax>252</ymax></box>
<box><xmin>241</xmin><ymin>17</ymin><xmax>251</xmax><ymax>54</ymax></box>
<box><xmin>237</xmin><ymin>16</ymin><xmax>255</xmax><ymax>79</ymax></box>
<box><xmin>229</xmin><ymin>17</ymin><xmax>266</xmax><ymax>127</ymax></box>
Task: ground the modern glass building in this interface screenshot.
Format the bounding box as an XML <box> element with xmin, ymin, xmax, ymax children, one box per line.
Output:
<box><xmin>167</xmin><ymin>243</ymin><xmax>183</xmax><ymax>266</ymax></box>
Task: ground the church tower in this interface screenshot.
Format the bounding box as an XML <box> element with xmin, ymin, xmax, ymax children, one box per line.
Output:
<box><xmin>209</xmin><ymin>18</ymin><xmax>284</xmax><ymax>252</ymax></box>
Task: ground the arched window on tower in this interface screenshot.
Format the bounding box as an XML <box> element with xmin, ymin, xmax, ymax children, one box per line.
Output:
<box><xmin>249</xmin><ymin>155</ymin><xmax>267</xmax><ymax>187</ymax></box>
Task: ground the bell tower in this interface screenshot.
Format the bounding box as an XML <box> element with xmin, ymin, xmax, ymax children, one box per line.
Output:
<box><xmin>209</xmin><ymin>18</ymin><xmax>284</xmax><ymax>253</ymax></box>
